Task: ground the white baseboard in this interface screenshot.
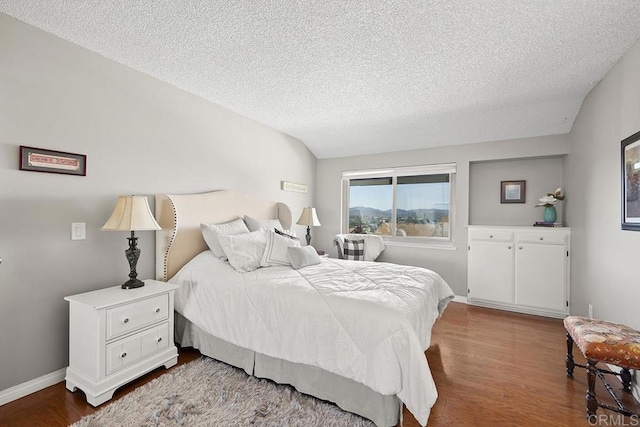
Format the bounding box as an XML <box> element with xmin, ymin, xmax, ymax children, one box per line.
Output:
<box><xmin>453</xmin><ymin>295</ymin><xmax>467</xmax><ymax>304</ymax></box>
<box><xmin>0</xmin><ymin>368</ymin><xmax>66</xmax><ymax>407</ymax></box>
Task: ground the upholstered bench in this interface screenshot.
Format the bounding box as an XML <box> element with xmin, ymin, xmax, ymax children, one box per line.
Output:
<box><xmin>564</xmin><ymin>316</ymin><xmax>640</xmax><ymax>420</ymax></box>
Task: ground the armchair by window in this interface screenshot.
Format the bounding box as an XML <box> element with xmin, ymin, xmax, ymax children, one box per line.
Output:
<box><xmin>333</xmin><ymin>234</ymin><xmax>386</xmax><ymax>261</ymax></box>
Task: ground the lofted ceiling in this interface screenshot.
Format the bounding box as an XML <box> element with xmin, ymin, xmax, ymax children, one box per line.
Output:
<box><xmin>2</xmin><ymin>1</ymin><xmax>640</xmax><ymax>159</ymax></box>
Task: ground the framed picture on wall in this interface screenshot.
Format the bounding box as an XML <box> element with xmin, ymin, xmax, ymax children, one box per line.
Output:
<box><xmin>621</xmin><ymin>130</ymin><xmax>640</xmax><ymax>230</ymax></box>
<box><xmin>19</xmin><ymin>146</ymin><xmax>86</xmax><ymax>176</ymax></box>
<box><xmin>500</xmin><ymin>180</ymin><xmax>526</xmax><ymax>203</ymax></box>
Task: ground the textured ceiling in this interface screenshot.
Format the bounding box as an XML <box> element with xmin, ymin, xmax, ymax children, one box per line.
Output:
<box><xmin>2</xmin><ymin>2</ymin><xmax>640</xmax><ymax>159</ymax></box>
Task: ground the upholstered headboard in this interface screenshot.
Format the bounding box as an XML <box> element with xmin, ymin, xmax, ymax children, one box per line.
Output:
<box><xmin>155</xmin><ymin>190</ymin><xmax>292</xmax><ymax>282</ymax></box>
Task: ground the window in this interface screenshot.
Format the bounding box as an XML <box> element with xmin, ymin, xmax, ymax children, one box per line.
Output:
<box><xmin>342</xmin><ymin>164</ymin><xmax>456</xmax><ymax>244</ymax></box>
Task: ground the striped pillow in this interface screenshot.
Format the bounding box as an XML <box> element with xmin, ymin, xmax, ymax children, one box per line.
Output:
<box><xmin>343</xmin><ymin>238</ymin><xmax>365</xmax><ymax>261</ymax></box>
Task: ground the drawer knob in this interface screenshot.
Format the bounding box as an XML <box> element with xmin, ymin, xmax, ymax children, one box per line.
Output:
<box><xmin>122</xmin><ymin>317</ymin><xmax>129</xmax><ymax>324</ymax></box>
<box><xmin>518</xmin><ymin>246</ymin><xmax>523</xmax><ymax>250</ymax></box>
<box><xmin>507</xmin><ymin>246</ymin><xmax>512</xmax><ymax>249</ymax></box>
<box><xmin>489</xmin><ymin>235</ymin><xmax>493</xmax><ymax>238</ymax></box>
<box><xmin>157</xmin><ymin>337</ymin><xmax>162</xmax><ymax>343</ymax></box>
<box><xmin>120</xmin><ymin>352</ymin><xmax>127</xmax><ymax>358</ymax></box>
<box><xmin>155</xmin><ymin>308</ymin><xmax>161</xmax><ymax>314</ymax></box>
<box><xmin>539</xmin><ymin>237</ymin><xmax>544</xmax><ymax>240</ymax></box>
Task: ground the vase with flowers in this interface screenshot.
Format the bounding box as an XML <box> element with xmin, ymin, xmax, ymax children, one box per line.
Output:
<box><xmin>536</xmin><ymin>188</ymin><xmax>565</xmax><ymax>224</ymax></box>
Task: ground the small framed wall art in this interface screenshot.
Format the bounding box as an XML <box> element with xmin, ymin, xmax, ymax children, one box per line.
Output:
<box><xmin>500</xmin><ymin>180</ymin><xmax>526</xmax><ymax>203</ymax></box>
<box><xmin>20</xmin><ymin>146</ymin><xmax>87</xmax><ymax>176</ymax></box>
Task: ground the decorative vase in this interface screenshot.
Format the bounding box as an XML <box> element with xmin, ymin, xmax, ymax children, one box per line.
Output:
<box><xmin>543</xmin><ymin>206</ymin><xmax>557</xmax><ymax>224</ymax></box>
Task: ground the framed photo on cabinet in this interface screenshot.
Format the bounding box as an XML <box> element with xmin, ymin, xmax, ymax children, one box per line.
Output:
<box><xmin>500</xmin><ymin>180</ymin><xmax>526</xmax><ymax>204</ymax></box>
<box><xmin>621</xmin><ymin>130</ymin><xmax>640</xmax><ymax>230</ymax></box>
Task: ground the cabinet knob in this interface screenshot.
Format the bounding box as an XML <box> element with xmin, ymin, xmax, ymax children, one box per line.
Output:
<box><xmin>122</xmin><ymin>317</ymin><xmax>129</xmax><ymax>324</ymax></box>
<box><xmin>489</xmin><ymin>235</ymin><xmax>494</xmax><ymax>238</ymax></box>
<box><xmin>120</xmin><ymin>352</ymin><xmax>127</xmax><ymax>358</ymax></box>
<box><xmin>539</xmin><ymin>237</ymin><xmax>544</xmax><ymax>240</ymax></box>
<box><xmin>518</xmin><ymin>246</ymin><xmax>523</xmax><ymax>250</ymax></box>
<box><xmin>155</xmin><ymin>308</ymin><xmax>161</xmax><ymax>314</ymax></box>
<box><xmin>507</xmin><ymin>246</ymin><xmax>512</xmax><ymax>249</ymax></box>
<box><xmin>157</xmin><ymin>337</ymin><xmax>162</xmax><ymax>343</ymax></box>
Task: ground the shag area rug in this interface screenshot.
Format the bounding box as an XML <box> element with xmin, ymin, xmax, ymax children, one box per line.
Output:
<box><xmin>71</xmin><ymin>357</ymin><xmax>375</xmax><ymax>426</ymax></box>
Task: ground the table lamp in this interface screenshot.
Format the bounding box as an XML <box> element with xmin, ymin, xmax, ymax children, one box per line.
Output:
<box><xmin>101</xmin><ymin>195</ymin><xmax>161</xmax><ymax>289</ymax></box>
<box><xmin>296</xmin><ymin>207</ymin><xmax>321</xmax><ymax>246</ymax></box>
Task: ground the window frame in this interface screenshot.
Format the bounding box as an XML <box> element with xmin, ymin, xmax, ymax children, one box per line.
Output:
<box><xmin>341</xmin><ymin>163</ymin><xmax>456</xmax><ymax>249</ymax></box>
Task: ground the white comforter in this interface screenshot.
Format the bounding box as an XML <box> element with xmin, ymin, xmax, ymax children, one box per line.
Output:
<box><xmin>170</xmin><ymin>251</ymin><xmax>455</xmax><ymax>425</ymax></box>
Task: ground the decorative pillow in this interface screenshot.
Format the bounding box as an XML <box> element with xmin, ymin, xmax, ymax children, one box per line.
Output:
<box><xmin>217</xmin><ymin>230</ymin><xmax>267</xmax><ymax>273</ymax></box>
<box><xmin>261</xmin><ymin>230</ymin><xmax>300</xmax><ymax>267</ymax></box>
<box><xmin>201</xmin><ymin>218</ymin><xmax>250</xmax><ymax>260</ymax></box>
<box><xmin>243</xmin><ymin>215</ymin><xmax>284</xmax><ymax>232</ymax></box>
<box><xmin>343</xmin><ymin>238</ymin><xmax>365</xmax><ymax>261</ymax></box>
<box><xmin>287</xmin><ymin>245</ymin><xmax>321</xmax><ymax>270</ymax></box>
<box><xmin>274</xmin><ymin>227</ymin><xmax>299</xmax><ymax>241</ymax></box>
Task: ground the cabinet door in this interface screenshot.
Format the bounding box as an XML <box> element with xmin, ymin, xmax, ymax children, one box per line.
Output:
<box><xmin>515</xmin><ymin>243</ymin><xmax>567</xmax><ymax>312</ymax></box>
<box><xmin>468</xmin><ymin>241</ymin><xmax>514</xmax><ymax>303</ymax></box>
<box><xmin>106</xmin><ymin>333</ymin><xmax>143</xmax><ymax>376</ymax></box>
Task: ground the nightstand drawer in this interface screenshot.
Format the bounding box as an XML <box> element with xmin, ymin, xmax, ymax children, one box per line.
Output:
<box><xmin>105</xmin><ymin>322</ymin><xmax>169</xmax><ymax>375</ymax></box>
<box><xmin>106</xmin><ymin>294</ymin><xmax>168</xmax><ymax>340</ymax></box>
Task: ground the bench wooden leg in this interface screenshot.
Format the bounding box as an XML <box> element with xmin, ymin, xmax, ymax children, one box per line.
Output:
<box><xmin>566</xmin><ymin>331</ymin><xmax>575</xmax><ymax>378</ymax></box>
<box><xmin>586</xmin><ymin>359</ymin><xmax>599</xmax><ymax>420</ymax></box>
<box><xmin>621</xmin><ymin>368</ymin><xmax>632</xmax><ymax>393</ymax></box>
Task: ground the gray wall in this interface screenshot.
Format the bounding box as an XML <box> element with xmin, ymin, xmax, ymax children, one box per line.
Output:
<box><xmin>469</xmin><ymin>156</ymin><xmax>566</xmax><ymax>226</ymax></box>
<box><xmin>0</xmin><ymin>14</ymin><xmax>317</xmax><ymax>391</ymax></box>
<box><xmin>316</xmin><ymin>135</ymin><xmax>570</xmax><ymax>297</ymax></box>
<box><xmin>566</xmin><ymin>38</ymin><xmax>640</xmax><ymax>328</ymax></box>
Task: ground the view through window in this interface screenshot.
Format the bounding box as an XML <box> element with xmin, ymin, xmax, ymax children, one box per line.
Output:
<box><xmin>344</xmin><ymin>165</ymin><xmax>454</xmax><ymax>240</ymax></box>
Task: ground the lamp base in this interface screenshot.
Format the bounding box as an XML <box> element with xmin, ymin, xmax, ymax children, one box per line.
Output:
<box><xmin>305</xmin><ymin>226</ymin><xmax>311</xmax><ymax>246</ymax></box>
<box><xmin>122</xmin><ymin>278</ymin><xmax>145</xmax><ymax>289</ymax></box>
<box><xmin>123</xmin><ymin>231</ymin><xmax>143</xmax><ymax>290</ymax></box>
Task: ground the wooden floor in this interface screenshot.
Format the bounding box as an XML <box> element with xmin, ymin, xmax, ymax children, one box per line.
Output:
<box><xmin>1</xmin><ymin>302</ymin><xmax>638</xmax><ymax>426</ymax></box>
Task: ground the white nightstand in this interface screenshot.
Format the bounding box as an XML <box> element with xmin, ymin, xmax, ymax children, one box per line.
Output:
<box><xmin>64</xmin><ymin>280</ymin><xmax>179</xmax><ymax>406</ymax></box>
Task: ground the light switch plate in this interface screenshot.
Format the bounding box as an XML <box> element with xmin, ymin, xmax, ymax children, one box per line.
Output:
<box><xmin>71</xmin><ymin>223</ymin><xmax>86</xmax><ymax>240</ymax></box>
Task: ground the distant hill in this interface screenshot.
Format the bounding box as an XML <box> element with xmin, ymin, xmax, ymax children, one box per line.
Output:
<box><xmin>349</xmin><ymin>206</ymin><xmax>389</xmax><ymax>217</ymax></box>
<box><xmin>350</xmin><ymin>206</ymin><xmax>448</xmax><ymax>221</ymax></box>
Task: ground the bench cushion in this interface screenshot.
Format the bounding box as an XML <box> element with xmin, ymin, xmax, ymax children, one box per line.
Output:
<box><xmin>564</xmin><ymin>316</ymin><xmax>640</xmax><ymax>369</ymax></box>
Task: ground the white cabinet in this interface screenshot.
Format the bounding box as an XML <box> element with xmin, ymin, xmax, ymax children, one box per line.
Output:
<box><xmin>64</xmin><ymin>280</ymin><xmax>179</xmax><ymax>406</ymax></box>
<box><xmin>467</xmin><ymin>226</ymin><xmax>570</xmax><ymax>318</ymax></box>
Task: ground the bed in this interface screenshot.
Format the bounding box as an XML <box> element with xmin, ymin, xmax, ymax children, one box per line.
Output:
<box><xmin>155</xmin><ymin>190</ymin><xmax>454</xmax><ymax>426</ymax></box>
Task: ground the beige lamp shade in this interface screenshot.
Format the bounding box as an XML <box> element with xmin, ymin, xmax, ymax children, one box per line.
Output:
<box><xmin>296</xmin><ymin>207</ymin><xmax>321</xmax><ymax>227</ymax></box>
<box><xmin>101</xmin><ymin>196</ymin><xmax>161</xmax><ymax>231</ymax></box>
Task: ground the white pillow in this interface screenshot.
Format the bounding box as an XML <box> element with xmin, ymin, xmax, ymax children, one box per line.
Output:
<box><xmin>201</xmin><ymin>218</ymin><xmax>250</xmax><ymax>260</ymax></box>
<box><xmin>218</xmin><ymin>230</ymin><xmax>267</xmax><ymax>273</ymax></box>
<box><xmin>287</xmin><ymin>245</ymin><xmax>321</xmax><ymax>270</ymax></box>
<box><xmin>261</xmin><ymin>230</ymin><xmax>300</xmax><ymax>267</ymax></box>
<box><xmin>244</xmin><ymin>215</ymin><xmax>284</xmax><ymax>232</ymax></box>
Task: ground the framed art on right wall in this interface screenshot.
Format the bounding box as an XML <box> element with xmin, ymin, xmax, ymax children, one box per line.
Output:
<box><xmin>621</xmin><ymin>130</ymin><xmax>640</xmax><ymax>230</ymax></box>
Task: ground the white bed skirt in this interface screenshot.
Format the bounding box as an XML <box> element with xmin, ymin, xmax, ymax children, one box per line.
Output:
<box><xmin>174</xmin><ymin>312</ymin><xmax>400</xmax><ymax>427</ymax></box>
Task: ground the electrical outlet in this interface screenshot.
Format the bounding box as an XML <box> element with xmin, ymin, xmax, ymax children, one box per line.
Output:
<box><xmin>588</xmin><ymin>304</ymin><xmax>593</xmax><ymax>319</ymax></box>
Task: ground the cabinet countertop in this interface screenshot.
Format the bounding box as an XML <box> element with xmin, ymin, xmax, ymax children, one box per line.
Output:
<box><xmin>467</xmin><ymin>225</ymin><xmax>570</xmax><ymax>231</ymax></box>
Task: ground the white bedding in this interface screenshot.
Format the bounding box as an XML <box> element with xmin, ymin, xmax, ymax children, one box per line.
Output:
<box><xmin>170</xmin><ymin>251</ymin><xmax>455</xmax><ymax>425</ymax></box>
